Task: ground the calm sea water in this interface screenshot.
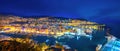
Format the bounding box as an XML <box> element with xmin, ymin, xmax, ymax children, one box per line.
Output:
<box><xmin>0</xmin><ymin>30</ymin><xmax>107</xmax><ymax>51</ymax></box>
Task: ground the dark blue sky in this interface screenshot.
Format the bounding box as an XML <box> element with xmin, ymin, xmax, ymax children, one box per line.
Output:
<box><xmin>0</xmin><ymin>0</ymin><xmax>120</xmax><ymax>37</ymax></box>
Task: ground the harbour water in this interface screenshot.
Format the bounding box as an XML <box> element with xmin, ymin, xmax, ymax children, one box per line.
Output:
<box><xmin>0</xmin><ymin>30</ymin><xmax>107</xmax><ymax>51</ymax></box>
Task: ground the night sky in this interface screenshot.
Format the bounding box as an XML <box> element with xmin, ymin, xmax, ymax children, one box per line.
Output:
<box><xmin>0</xmin><ymin>0</ymin><xmax>120</xmax><ymax>38</ymax></box>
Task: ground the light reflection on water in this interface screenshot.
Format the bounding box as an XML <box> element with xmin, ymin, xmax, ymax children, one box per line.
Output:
<box><xmin>0</xmin><ymin>30</ymin><xmax>107</xmax><ymax>51</ymax></box>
